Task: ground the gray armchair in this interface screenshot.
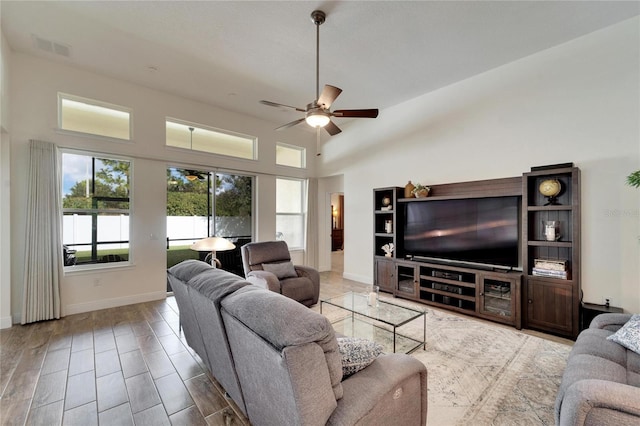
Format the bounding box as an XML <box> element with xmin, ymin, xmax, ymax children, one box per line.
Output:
<box><xmin>241</xmin><ymin>240</ymin><xmax>320</xmax><ymax>306</ymax></box>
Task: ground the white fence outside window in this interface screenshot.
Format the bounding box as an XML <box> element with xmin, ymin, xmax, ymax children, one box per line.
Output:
<box><xmin>63</xmin><ymin>215</ymin><xmax>251</xmax><ymax>249</ymax></box>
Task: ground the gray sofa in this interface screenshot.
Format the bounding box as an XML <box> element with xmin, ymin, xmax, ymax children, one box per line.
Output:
<box><xmin>168</xmin><ymin>260</ymin><xmax>428</xmax><ymax>425</ymax></box>
<box><xmin>555</xmin><ymin>313</ymin><xmax>640</xmax><ymax>425</ymax></box>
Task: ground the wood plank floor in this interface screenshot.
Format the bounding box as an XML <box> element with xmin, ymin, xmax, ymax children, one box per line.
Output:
<box><xmin>1</xmin><ymin>253</ymin><xmax>566</xmax><ymax>425</ymax></box>
<box><xmin>0</xmin><ymin>254</ymin><xmax>363</xmax><ymax>426</ymax></box>
<box><xmin>0</xmin><ymin>294</ymin><xmax>249</xmax><ymax>426</ymax></box>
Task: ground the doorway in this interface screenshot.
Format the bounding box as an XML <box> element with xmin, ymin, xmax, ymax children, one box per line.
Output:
<box><xmin>330</xmin><ymin>192</ymin><xmax>344</xmax><ymax>274</ymax></box>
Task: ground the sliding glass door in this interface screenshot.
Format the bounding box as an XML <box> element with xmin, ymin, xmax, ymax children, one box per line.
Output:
<box><xmin>166</xmin><ymin>168</ymin><xmax>253</xmax><ymax>286</ymax></box>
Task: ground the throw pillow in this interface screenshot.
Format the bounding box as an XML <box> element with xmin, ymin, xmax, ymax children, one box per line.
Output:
<box><xmin>607</xmin><ymin>314</ymin><xmax>640</xmax><ymax>355</ymax></box>
<box><xmin>262</xmin><ymin>261</ymin><xmax>298</xmax><ymax>279</ymax></box>
<box><xmin>337</xmin><ymin>337</ymin><xmax>384</xmax><ymax>378</ymax></box>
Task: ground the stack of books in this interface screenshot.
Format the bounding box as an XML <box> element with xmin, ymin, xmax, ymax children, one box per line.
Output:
<box><xmin>532</xmin><ymin>259</ymin><xmax>568</xmax><ymax>279</ymax></box>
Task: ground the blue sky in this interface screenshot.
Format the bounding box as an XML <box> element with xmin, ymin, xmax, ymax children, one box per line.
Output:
<box><xmin>61</xmin><ymin>153</ymin><xmax>91</xmax><ymax>197</ymax></box>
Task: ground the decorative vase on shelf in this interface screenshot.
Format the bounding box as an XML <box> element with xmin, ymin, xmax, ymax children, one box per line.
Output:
<box><xmin>414</xmin><ymin>188</ymin><xmax>429</xmax><ymax>198</ymax></box>
<box><xmin>412</xmin><ymin>184</ymin><xmax>430</xmax><ymax>198</ymax></box>
<box><xmin>543</xmin><ymin>220</ymin><xmax>560</xmax><ymax>241</ymax></box>
<box><xmin>404</xmin><ymin>181</ymin><xmax>415</xmax><ymax>198</ymax></box>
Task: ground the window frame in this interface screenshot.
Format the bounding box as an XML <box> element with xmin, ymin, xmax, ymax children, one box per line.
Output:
<box><xmin>276</xmin><ymin>142</ymin><xmax>306</xmax><ymax>169</ymax></box>
<box><xmin>61</xmin><ymin>149</ymin><xmax>133</xmax><ymax>270</ymax></box>
<box><xmin>275</xmin><ymin>177</ymin><xmax>307</xmax><ymax>251</ymax></box>
<box><xmin>165</xmin><ymin>118</ymin><xmax>258</xmax><ymax>161</ymax></box>
<box><xmin>58</xmin><ymin>93</ymin><xmax>132</xmax><ymax>141</ymax></box>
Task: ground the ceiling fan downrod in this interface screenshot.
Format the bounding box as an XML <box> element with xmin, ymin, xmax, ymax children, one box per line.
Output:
<box><xmin>310</xmin><ymin>10</ymin><xmax>326</xmax><ymax>103</ymax></box>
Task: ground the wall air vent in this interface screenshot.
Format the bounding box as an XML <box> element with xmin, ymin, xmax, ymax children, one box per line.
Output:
<box><xmin>32</xmin><ymin>34</ymin><xmax>71</xmax><ymax>58</ymax></box>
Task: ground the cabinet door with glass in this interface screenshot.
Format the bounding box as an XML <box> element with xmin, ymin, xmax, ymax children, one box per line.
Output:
<box><xmin>478</xmin><ymin>273</ymin><xmax>521</xmax><ymax>329</ymax></box>
<box><xmin>395</xmin><ymin>262</ymin><xmax>418</xmax><ymax>299</ymax></box>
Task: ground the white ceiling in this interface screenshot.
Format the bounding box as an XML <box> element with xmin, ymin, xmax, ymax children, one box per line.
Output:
<box><xmin>2</xmin><ymin>1</ymin><xmax>639</xmax><ymax>131</ymax></box>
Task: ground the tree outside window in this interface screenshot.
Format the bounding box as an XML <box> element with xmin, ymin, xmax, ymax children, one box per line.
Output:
<box><xmin>62</xmin><ymin>153</ymin><xmax>131</xmax><ymax>265</ymax></box>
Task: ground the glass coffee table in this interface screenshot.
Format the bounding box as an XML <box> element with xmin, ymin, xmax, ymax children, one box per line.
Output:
<box><xmin>320</xmin><ymin>291</ymin><xmax>426</xmax><ymax>354</ymax></box>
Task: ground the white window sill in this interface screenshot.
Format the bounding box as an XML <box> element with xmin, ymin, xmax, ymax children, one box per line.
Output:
<box><xmin>64</xmin><ymin>262</ymin><xmax>135</xmax><ymax>276</ymax></box>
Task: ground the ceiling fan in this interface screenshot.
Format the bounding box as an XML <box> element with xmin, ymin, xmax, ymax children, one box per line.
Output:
<box><xmin>183</xmin><ymin>169</ymin><xmax>207</xmax><ymax>182</ymax></box>
<box><xmin>260</xmin><ymin>10</ymin><xmax>379</xmax><ymax>136</ymax></box>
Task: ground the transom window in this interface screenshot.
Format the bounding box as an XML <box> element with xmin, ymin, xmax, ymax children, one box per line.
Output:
<box><xmin>61</xmin><ymin>152</ymin><xmax>131</xmax><ymax>266</ymax></box>
<box><xmin>276</xmin><ymin>143</ymin><xmax>306</xmax><ymax>168</ymax></box>
<box><xmin>59</xmin><ymin>93</ymin><xmax>131</xmax><ymax>140</ymax></box>
<box><xmin>166</xmin><ymin>120</ymin><xmax>256</xmax><ymax>160</ymax></box>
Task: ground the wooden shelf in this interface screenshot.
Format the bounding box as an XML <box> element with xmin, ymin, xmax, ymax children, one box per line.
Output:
<box><xmin>527</xmin><ymin>240</ymin><xmax>573</xmax><ymax>248</ymax></box>
<box><xmin>527</xmin><ymin>205</ymin><xmax>574</xmax><ymax>211</ymax></box>
<box><xmin>420</xmin><ymin>288</ymin><xmax>476</xmax><ymax>302</ymax></box>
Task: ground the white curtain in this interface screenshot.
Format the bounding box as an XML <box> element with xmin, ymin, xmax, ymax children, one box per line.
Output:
<box><xmin>21</xmin><ymin>140</ymin><xmax>62</xmax><ymax>324</ymax></box>
<box><xmin>304</xmin><ymin>178</ymin><xmax>318</xmax><ymax>268</ymax></box>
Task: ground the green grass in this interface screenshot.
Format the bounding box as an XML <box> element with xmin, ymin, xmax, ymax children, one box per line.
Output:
<box><xmin>167</xmin><ymin>245</ymin><xmax>199</xmax><ymax>268</ymax></box>
<box><xmin>74</xmin><ymin>245</ymin><xmax>198</xmax><ymax>267</ymax></box>
<box><xmin>74</xmin><ymin>247</ymin><xmax>130</xmax><ymax>263</ymax></box>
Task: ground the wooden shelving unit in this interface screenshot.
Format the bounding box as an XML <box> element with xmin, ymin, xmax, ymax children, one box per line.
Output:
<box><xmin>373</xmin><ymin>187</ymin><xmax>404</xmax><ymax>293</ymax></box>
<box><xmin>373</xmin><ymin>180</ymin><xmax>523</xmax><ymax>329</ymax></box>
<box><xmin>522</xmin><ymin>166</ymin><xmax>581</xmax><ymax>338</ymax></box>
<box><xmin>372</xmin><ymin>167</ymin><xmax>579</xmax><ymax>335</ymax></box>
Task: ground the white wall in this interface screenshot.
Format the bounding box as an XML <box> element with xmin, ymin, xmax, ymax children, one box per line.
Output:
<box><xmin>1</xmin><ymin>30</ymin><xmax>12</xmax><ymax>328</ymax></box>
<box><xmin>319</xmin><ymin>18</ymin><xmax>640</xmax><ymax>312</ymax></box>
<box><xmin>8</xmin><ymin>53</ymin><xmax>316</xmax><ymax>322</ymax></box>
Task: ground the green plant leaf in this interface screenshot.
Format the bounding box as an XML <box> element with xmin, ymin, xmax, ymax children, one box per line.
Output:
<box><xmin>627</xmin><ymin>170</ymin><xmax>640</xmax><ymax>188</ymax></box>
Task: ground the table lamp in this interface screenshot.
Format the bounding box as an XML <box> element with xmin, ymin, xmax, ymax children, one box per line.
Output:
<box><xmin>190</xmin><ymin>237</ymin><xmax>236</xmax><ymax>268</ymax></box>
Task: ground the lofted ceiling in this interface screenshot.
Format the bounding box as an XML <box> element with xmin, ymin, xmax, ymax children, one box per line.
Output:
<box><xmin>2</xmin><ymin>1</ymin><xmax>639</xmax><ymax>132</ymax></box>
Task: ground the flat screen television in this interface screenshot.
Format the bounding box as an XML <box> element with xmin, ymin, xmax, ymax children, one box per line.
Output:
<box><xmin>403</xmin><ymin>196</ymin><xmax>520</xmax><ymax>269</ymax></box>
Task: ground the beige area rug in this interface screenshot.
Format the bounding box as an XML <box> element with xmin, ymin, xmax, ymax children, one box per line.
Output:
<box><xmin>318</xmin><ymin>297</ymin><xmax>572</xmax><ymax>426</ymax></box>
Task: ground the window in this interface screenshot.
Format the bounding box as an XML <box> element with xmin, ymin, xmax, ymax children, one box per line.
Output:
<box><xmin>276</xmin><ymin>177</ymin><xmax>306</xmax><ymax>249</ymax></box>
<box><xmin>59</xmin><ymin>94</ymin><xmax>131</xmax><ymax>140</ymax></box>
<box><xmin>276</xmin><ymin>143</ymin><xmax>306</xmax><ymax>168</ymax></box>
<box><xmin>62</xmin><ymin>152</ymin><xmax>131</xmax><ymax>266</ymax></box>
<box><xmin>166</xmin><ymin>120</ymin><xmax>256</xmax><ymax>160</ymax></box>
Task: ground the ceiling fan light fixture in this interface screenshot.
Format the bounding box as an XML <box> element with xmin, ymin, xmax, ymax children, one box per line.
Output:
<box><xmin>305</xmin><ymin>111</ymin><xmax>330</xmax><ymax>128</ymax></box>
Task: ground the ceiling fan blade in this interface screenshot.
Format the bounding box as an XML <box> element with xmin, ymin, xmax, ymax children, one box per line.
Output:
<box><xmin>324</xmin><ymin>120</ymin><xmax>342</xmax><ymax>136</ymax></box>
<box><xmin>332</xmin><ymin>109</ymin><xmax>379</xmax><ymax>118</ymax></box>
<box><xmin>260</xmin><ymin>100</ymin><xmax>306</xmax><ymax>112</ymax></box>
<box><xmin>317</xmin><ymin>85</ymin><xmax>342</xmax><ymax>109</ymax></box>
<box><xmin>275</xmin><ymin>118</ymin><xmax>306</xmax><ymax>131</ymax></box>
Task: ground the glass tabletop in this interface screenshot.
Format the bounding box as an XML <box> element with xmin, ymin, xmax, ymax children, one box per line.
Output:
<box><xmin>321</xmin><ymin>291</ymin><xmax>424</xmax><ymax>327</ymax></box>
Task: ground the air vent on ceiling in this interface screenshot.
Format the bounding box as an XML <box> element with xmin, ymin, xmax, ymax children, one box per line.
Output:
<box><xmin>32</xmin><ymin>34</ymin><xmax>71</xmax><ymax>58</ymax></box>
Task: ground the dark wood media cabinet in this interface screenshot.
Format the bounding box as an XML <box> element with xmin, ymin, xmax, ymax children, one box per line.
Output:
<box><xmin>374</xmin><ymin>165</ymin><xmax>581</xmax><ymax>338</ymax></box>
<box><xmin>383</xmin><ymin>257</ymin><xmax>522</xmax><ymax>328</ymax></box>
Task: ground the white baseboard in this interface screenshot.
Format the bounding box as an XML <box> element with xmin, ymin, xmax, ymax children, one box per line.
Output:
<box><xmin>342</xmin><ymin>272</ymin><xmax>372</xmax><ymax>285</ymax></box>
<box><xmin>0</xmin><ymin>315</ymin><xmax>13</xmax><ymax>329</ymax></box>
<box><xmin>64</xmin><ymin>291</ymin><xmax>167</xmax><ymax>316</ymax></box>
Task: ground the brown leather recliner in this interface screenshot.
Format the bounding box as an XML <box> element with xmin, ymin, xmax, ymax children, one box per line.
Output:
<box><xmin>240</xmin><ymin>240</ymin><xmax>320</xmax><ymax>306</ymax></box>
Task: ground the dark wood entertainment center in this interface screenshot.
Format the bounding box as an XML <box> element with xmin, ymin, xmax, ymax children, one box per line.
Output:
<box><xmin>374</xmin><ymin>165</ymin><xmax>581</xmax><ymax>338</ymax></box>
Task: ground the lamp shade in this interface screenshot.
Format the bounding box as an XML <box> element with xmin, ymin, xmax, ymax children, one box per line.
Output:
<box><xmin>305</xmin><ymin>111</ymin><xmax>330</xmax><ymax>128</ymax></box>
<box><xmin>190</xmin><ymin>237</ymin><xmax>236</xmax><ymax>252</ymax></box>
